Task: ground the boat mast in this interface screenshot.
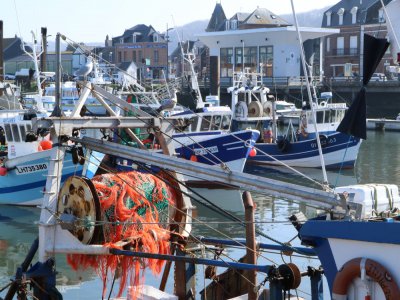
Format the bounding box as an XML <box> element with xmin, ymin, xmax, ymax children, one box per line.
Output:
<box><xmin>51</xmin><ymin>33</ymin><xmax>62</xmax><ymax>117</ymax></box>
<box><xmin>290</xmin><ymin>0</ymin><xmax>328</xmax><ymax>184</ymax></box>
<box><xmin>21</xmin><ymin>31</ymin><xmax>44</xmax><ymax>111</ymax></box>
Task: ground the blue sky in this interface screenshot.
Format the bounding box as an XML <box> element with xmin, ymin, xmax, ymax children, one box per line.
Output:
<box><xmin>1</xmin><ymin>0</ymin><xmax>339</xmax><ymax>44</ymax></box>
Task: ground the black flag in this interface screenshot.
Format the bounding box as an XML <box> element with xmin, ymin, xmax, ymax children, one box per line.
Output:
<box><xmin>337</xmin><ymin>34</ymin><xmax>390</xmax><ymax>140</ymax></box>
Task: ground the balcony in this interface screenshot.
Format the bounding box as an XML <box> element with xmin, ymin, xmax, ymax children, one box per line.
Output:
<box><xmin>327</xmin><ymin>47</ymin><xmax>359</xmax><ymax>56</ymax></box>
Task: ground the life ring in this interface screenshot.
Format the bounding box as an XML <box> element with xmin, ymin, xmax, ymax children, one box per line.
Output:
<box><xmin>332</xmin><ymin>257</ymin><xmax>400</xmax><ymax>300</ymax></box>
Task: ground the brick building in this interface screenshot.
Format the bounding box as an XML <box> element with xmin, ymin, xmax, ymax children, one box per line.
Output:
<box><xmin>322</xmin><ymin>0</ymin><xmax>395</xmax><ymax>79</ymax></box>
<box><xmin>112</xmin><ymin>24</ymin><xmax>168</xmax><ymax>81</ymax></box>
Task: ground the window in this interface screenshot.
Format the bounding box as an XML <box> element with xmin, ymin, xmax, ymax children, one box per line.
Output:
<box><xmin>221</xmin><ymin>115</ymin><xmax>231</xmax><ymax>130</ymax></box>
<box><xmin>235</xmin><ymin>47</ymin><xmax>243</xmax><ymax>71</ymax></box>
<box><xmin>118</xmin><ymin>51</ymin><xmax>122</xmax><ymax>62</ymax></box>
<box><xmin>243</xmin><ymin>47</ymin><xmax>257</xmax><ymax>72</ymax></box>
<box><xmin>220</xmin><ymin>48</ymin><xmax>234</xmax><ymax>77</ymax></box>
<box><xmin>119</xmin><ymin>38</ymin><xmax>123</xmax><ymax>44</ymax></box>
<box><xmin>326</xmin><ymin>11</ymin><xmax>332</xmax><ymax>26</ymax></box>
<box><xmin>225</xmin><ymin>20</ymin><xmax>230</xmax><ymax>31</ymax></box>
<box><xmin>231</xmin><ymin>20</ymin><xmax>238</xmax><ymax>30</ymax></box>
<box><xmin>211</xmin><ymin>115</ymin><xmax>222</xmax><ymax>130</ymax></box>
<box><xmin>326</xmin><ymin>37</ymin><xmax>331</xmax><ymax>52</ymax></box>
<box><xmin>337</xmin><ymin>37</ymin><xmax>344</xmax><ymax>55</ymax></box>
<box><xmin>4</xmin><ymin>124</ymin><xmax>13</xmax><ymax>142</ymax></box>
<box><xmin>153</xmin><ymin>34</ymin><xmax>158</xmax><ymax>42</ymax></box>
<box><xmin>19</xmin><ymin>125</ymin><xmax>26</xmax><ymax>141</ymax></box>
<box><xmin>138</xmin><ymin>50</ymin><xmax>142</xmax><ymax>63</ymax></box>
<box><xmin>259</xmin><ymin>46</ymin><xmax>273</xmax><ymax>77</ymax></box>
<box><xmin>133</xmin><ymin>51</ymin><xmax>136</xmax><ymax>62</ymax></box>
<box><xmin>350</xmin><ymin>36</ymin><xmax>358</xmax><ymax>55</ymax></box>
<box><xmin>154</xmin><ymin>50</ymin><xmax>159</xmax><ymax>63</ymax></box>
<box><xmin>200</xmin><ymin>116</ymin><xmax>211</xmax><ymax>131</ymax></box>
<box><xmin>338</xmin><ymin>8</ymin><xmax>345</xmax><ymax>25</ymax></box>
<box><xmin>132</xmin><ymin>34</ymin><xmax>137</xmax><ymax>43</ymax></box>
<box><xmin>11</xmin><ymin>124</ymin><xmax>20</xmax><ymax>142</ymax></box>
<box><xmin>123</xmin><ymin>51</ymin><xmax>127</xmax><ymax>62</ymax></box>
<box><xmin>379</xmin><ymin>8</ymin><xmax>385</xmax><ymax>23</ymax></box>
<box><xmin>351</xmin><ymin>6</ymin><xmax>358</xmax><ymax>24</ymax></box>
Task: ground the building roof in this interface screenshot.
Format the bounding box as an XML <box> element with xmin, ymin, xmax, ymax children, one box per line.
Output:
<box><xmin>241</xmin><ymin>8</ymin><xmax>290</xmax><ymax>27</ymax></box>
<box><xmin>206</xmin><ymin>4</ymin><xmax>290</xmax><ymax>32</ymax></box>
<box><xmin>2</xmin><ymin>37</ymin><xmax>32</xmax><ymax>60</ymax></box>
<box><xmin>322</xmin><ymin>0</ymin><xmax>393</xmax><ymax>27</ymax></box>
<box><xmin>112</xmin><ymin>24</ymin><xmax>165</xmax><ymax>44</ymax></box>
<box><xmin>206</xmin><ymin>3</ymin><xmax>227</xmax><ymax>32</ymax></box>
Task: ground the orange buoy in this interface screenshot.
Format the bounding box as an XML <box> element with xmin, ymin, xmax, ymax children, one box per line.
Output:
<box><xmin>40</xmin><ymin>140</ymin><xmax>53</xmax><ymax>150</ymax></box>
<box><xmin>249</xmin><ymin>148</ymin><xmax>257</xmax><ymax>157</ymax></box>
<box><xmin>0</xmin><ymin>167</ymin><xmax>7</xmax><ymax>176</ymax></box>
<box><xmin>190</xmin><ymin>154</ymin><xmax>198</xmax><ymax>162</ymax></box>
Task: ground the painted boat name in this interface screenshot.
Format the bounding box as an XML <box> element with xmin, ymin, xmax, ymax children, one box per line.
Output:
<box><xmin>16</xmin><ymin>163</ymin><xmax>48</xmax><ymax>174</ymax></box>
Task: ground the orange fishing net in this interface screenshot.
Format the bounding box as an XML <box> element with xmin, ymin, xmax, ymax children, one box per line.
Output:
<box><xmin>66</xmin><ymin>171</ymin><xmax>178</xmax><ymax>298</ymax></box>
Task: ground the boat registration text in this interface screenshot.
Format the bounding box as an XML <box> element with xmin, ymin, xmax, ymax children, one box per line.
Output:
<box><xmin>16</xmin><ymin>163</ymin><xmax>48</xmax><ymax>174</ymax></box>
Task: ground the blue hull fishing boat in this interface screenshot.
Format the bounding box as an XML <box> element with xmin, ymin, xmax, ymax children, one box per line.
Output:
<box><xmin>227</xmin><ymin>72</ymin><xmax>362</xmax><ymax>169</ymax></box>
<box><xmin>0</xmin><ymin>150</ymin><xmax>82</xmax><ymax>206</ymax></box>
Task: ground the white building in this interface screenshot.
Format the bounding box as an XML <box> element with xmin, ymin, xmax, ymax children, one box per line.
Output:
<box><xmin>196</xmin><ymin>4</ymin><xmax>339</xmax><ymax>95</ymax></box>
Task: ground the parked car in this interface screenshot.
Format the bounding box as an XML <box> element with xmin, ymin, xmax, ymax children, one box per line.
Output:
<box><xmin>370</xmin><ymin>73</ymin><xmax>387</xmax><ymax>81</ymax></box>
<box><xmin>4</xmin><ymin>74</ymin><xmax>16</xmax><ymax>80</ymax></box>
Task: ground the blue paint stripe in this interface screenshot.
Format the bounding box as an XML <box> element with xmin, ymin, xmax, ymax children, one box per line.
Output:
<box><xmin>0</xmin><ymin>171</ymin><xmax>81</xmax><ymax>194</ymax></box>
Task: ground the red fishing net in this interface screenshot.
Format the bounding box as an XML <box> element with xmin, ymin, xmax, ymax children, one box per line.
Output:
<box><xmin>66</xmin><ymin>171</ymin><xmax>178</xmax><ymax>298</ymax></box>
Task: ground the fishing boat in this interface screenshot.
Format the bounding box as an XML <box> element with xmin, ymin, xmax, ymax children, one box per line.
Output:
<box><xmin>112</xmin><ymin>45</ymin><xmax>259</xmax><ymax>179</ymax></box>
<box><xmin>0</xmin><ymin>33</ymin><xmax>103</xmax><ymax>206</ymax></box>
<box><xmin>226</xmin><ymin>70</ymin><xmax>362</xmax><ymax>169</ymax></box>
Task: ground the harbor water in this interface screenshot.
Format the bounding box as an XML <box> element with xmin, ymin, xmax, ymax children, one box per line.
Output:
<box><xmin>0</xmin><ymin>130</ymin><xmax>399</xmax><ymax>299</ymax></box>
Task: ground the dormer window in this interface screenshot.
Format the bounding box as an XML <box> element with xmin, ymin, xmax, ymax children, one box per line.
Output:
<box><xmin>255</xmin><ymin>15</ymin><xmax>261</xmax><ymax>19</ymax></box>
<box><xmin>225</xmin><ymin>20</ymin><xmax>230</xmax><ymax>31</ymax></box>
<box><xmin>326</xmin><ymin>11</ymin><xmax>332</xmax><ymax>27</ymax></box>
<box><xmin>351</xmin><ymin>6</ymin><xmax>358</xmax><ymax>24</ymax></box>
<box><xmin>270</xmin><ymin>14</ymin><xmax>277</xmax><ymax>19</ymax></box>
<box><xmin>379</xmin><ymin>8</ymin><xmax>385</xmax><ymax>23</ymax></box>
<box><xmin>231</xmin><ymin>20</ymin><xmax>237</xmax><ymax>30</ymax></box>
<box><xmin>153</xmin><ymin>34</ymin><xmax>159</xmax><ymax>42</ymax></box>
<box><xmin>337</xmin><ymin>8</ymin><xmax>345</xmax><ymax>26</ymax></box>
<box><xmin>132</xmin><ymin>34</ymin><xmax>137</xmax><ymax>43</ymax></box>
<box><xmin>119</xmin><ymin>38</ymin><xmax>124</xmax><ymax>44</ymax></box>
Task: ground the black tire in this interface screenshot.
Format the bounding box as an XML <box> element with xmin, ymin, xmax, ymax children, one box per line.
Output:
<box><xmin>277</xmin><ymin>136</ymin><xmax>290</xmax><ymax>153</ymax></box>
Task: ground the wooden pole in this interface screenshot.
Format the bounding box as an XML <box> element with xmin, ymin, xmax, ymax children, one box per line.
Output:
<box><xmin>40</xmin><ymin>27</ymin><xmax>47</xmax><ymax>73</ymax></box>
<box><xmin>243</xmin><ymin>191</ymin><xmax>258</xmax><ymax>300</ymax></box>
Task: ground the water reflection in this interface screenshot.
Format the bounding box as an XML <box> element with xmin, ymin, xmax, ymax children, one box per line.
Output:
<box><xmin>0</xmin><ymin>206</ymin><xmax>96</xmax><ymax>298</ymax></box>
<box><xmin>0</xmin><ymin>131</ymin><xmax>398</xmax><ymax>299</ymax></box>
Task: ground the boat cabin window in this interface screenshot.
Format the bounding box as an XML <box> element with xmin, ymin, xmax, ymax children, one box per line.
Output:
<box><xmin>11</xmin><ymin>124</ymin><xmax>21</xmax><ymax>142</ymax></box>
<box><xmin>190</xmin><ymin>117</ymin><xmax>199</xmax><ymax>132</ymax></box>
<box><xmin>63</xmin><ymin>89</ymin><xmax>79</xmax><ymax>99</ymax></box>
<box><xmin>324</xmin><ymin>110</ymin><xmax>331</xmax><ymax>123</ymax></box>
<box><xmin>200</xmin><ymin>116</ymin><xmax>211</xmax><ymax>131</ymax></box>
<box><xmin>316</xmin><ymin>111</ymin><xmax>324</xmax><ymax>124</ymax></box>
<box><xmin>4</xmin><ymin>124</ymin><xmax>13</xmax><ymax>142</ymax></box>
<box><xmin>221</xmin><ymin>115</ymin><xmax>231</xmax><ymax>130</ymax></box>
<box><xmin>211</xmin><ymin>115</ymin><xmax>222</xmax><ymax>130</ymax></box>
<box><xmin>19</xmin><ymin>125</ymin><xmax>27</xmax><ymax>140</ymax></box>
